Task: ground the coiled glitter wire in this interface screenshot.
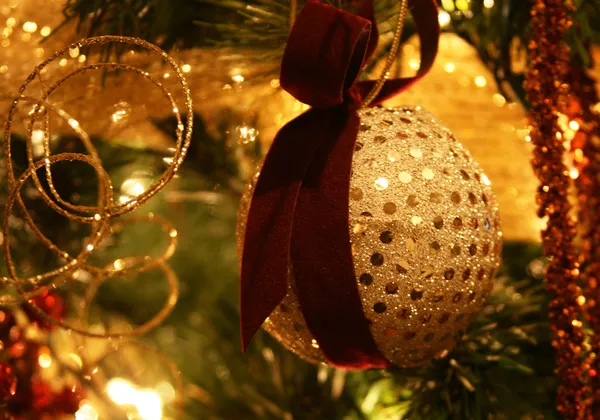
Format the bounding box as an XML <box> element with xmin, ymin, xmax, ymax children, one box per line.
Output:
<box><xmin>1</xmin><ymin>36</ymin><xmax>193</xmax><ymax>418</ymax></box>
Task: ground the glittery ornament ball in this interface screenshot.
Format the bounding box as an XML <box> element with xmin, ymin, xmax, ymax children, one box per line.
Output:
<box><xmin>238</xmin><ymin>106</ymin><xmax>502</xmax><ymax>368</ymax></box>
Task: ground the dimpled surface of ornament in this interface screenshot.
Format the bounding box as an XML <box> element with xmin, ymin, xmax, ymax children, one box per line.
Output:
<box><xmin>237</xmin><ymin>106</ymin><xmax>502</xmax><ymax>368</ymax></box>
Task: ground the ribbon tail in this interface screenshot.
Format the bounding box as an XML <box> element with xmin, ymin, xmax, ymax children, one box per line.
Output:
<box><xmin>290</xmin><ymin>104</ymin><xmax>391</xmax><ymax>369</ymax></box>
<box><xmin>240</xmin><ymin>108</ymin><xmax>349</xmax><ymax>351</ymax></box>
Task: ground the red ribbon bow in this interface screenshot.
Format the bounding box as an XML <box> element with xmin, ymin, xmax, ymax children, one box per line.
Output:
<box><xmin>241</xmin><ymin>0</ymin><xmax>440</xmax><ymax>369</ymax></box>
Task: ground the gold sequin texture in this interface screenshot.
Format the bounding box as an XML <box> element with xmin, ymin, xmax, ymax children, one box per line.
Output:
<box><xmin>237</xmin><ymin>106</ymin><xmax>502</xmax><ymax>368</ymax></box>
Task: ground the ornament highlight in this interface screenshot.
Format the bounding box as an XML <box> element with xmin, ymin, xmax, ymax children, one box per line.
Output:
<box><xmin>238</xmin><ymin>106</ymin><xmax>502</xmax><ymax>367</ymax></box>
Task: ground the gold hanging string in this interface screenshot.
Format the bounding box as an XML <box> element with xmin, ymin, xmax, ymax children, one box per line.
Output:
<box><xmin>362</xmin><ymin>0</ymin><xmax>409</xmax><ymax>108</ymax></box>
<box><xmin>290</xmin><ymin>0</ymin><xmax>298</xmax><ymax>28</ymax></box>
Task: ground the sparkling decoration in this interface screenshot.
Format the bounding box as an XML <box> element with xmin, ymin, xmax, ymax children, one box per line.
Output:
<box><xmin>525</xmin><ymin>1</ymin><xmax>585</xmax><ymax>418</ymax></box>
<box><xmin>568</xmin><ymin>45</ymin><xmax>600</xmax><ymax>416</ymax></box>
<box><xmin>238</xmin><ymin>106</ymin><xmax>502</xmax><ymax>367</ymax></box>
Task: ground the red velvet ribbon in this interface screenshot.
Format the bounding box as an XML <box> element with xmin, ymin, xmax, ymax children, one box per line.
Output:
<box><xmin>241</xmin><ymin>0</ymin><xmax>439</xmax><ymax>369</ymax></box>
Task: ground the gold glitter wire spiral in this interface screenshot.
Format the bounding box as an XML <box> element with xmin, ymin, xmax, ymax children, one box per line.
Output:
<box><xmin>1</xmin><ymin>36</ymin><xmax>193</xmax><ymax>416</ymax></box>
<box><xmin>361</xmin><ymin>0</ymin><xmax>409</xmax><ymax>108</ymax></box>
<box><xmin>525</xmin><ymin>2</ymin><xmax>585</xmax><ymax>419</ymax></box>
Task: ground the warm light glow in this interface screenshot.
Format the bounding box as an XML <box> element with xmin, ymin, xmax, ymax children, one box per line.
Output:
<box><xmin>492</xmin><ymin>93</ymin><xmax>506</xmax><ymax>107</ymax></box>
<box><xmin>569</xmin><ymin>168</ymin><xmax>579</xmax><ymax>179</ymax></box>
<box><xmin>163</xmin><ymin>72</ymin><xmax>170</xmax><ymax>79</ymax></box>
<box><xmin>474</xmin><ymin>76</ymin><xmax>487</xmax><ymax>87</ymax></box>
<box><xmin>113</xmin><ymin>259</ymin><xmax>125</xmax><ymax>271</ymax></box>
<box><xmin>232</xmin><ymin>74</ymin><xmax>245</xmax><ymax>83</ymax></box>
<box><xmin>481</xmin><ymin>174</ymin><xmax>491</xmax><ymax>186</ymax></box>
<box><xmin>40</xmin><ymin>26</ymin><xmax>51</xmax><ymax>37</ymax></box>
<box><xmin>441</xmin><ymin>0</ymin><xmax>455</xmax><ymax>12</ymax></box>
<box><xmin>75</xmin><ymin>403</ymin><xmax>98</xmax><ymax>420</ymax></box>
<box><xmin>408</xmin><ymin>59</ymin><xmax>420</xmax><ymax>70</ymax></box>
<box><xmin>111</xmin><ymin>108</ymin><xmax>128</xmax><ymax>123</ymax></box>
<box><xmin>121</xmin><ymin>179</ymin><xmax>146</xmax><ymax>197</ymax></box>
<box><xmin>572</xmin><ymin>320</ymin><xmax>582</xmax><ymax>328</ymax></box>
<box><xmin>68</xmin><ymin>353</ymin><xmax>83</xmax><ymax>369</ymax></box>
<box><xmin>6</xmin><ymin>17</ymin><xmax>16</xmax><ymax>27</ymax></box>
<box><xmin>569</xmin><ymin>120</ymin><xmax>580</xmax><ymax>131</ymax></box>
<box><xmin>156</xmin><ymin>381</ymin><xmax>175</xmax><ymax>403</ymax></box>
<box><xmin>22</xmin><ymin>21</ymin><xmax>37</xmax><ymax>33</ymax></box>
<box><xmin>270</xmin><ymin>78</ymin><xmax>280</xmax><ymax>88</ymax></box>
<box><xmin>38</xmin><ymin>353</ymin><xmax>52</xmax><ymax>368</ymax></box>
<box><xmin>106</xmin><ymin>378</ymin><xmax>163</xmax><ymax>420</ymax></box>
<box><xmin>438</xmin><ymin>10</ymin><xmax>451</xmax><ymax>27</ymax></box>
<box><xmin>69</xmin><ymin>46</ymin><xmax>80</xmax><ymax>58</ymax></box>
<box><xmin>456</xmin><ymin>0</ymin><xmax>470</xmax><ymax>11</ymax></box>
<box><xmin>68</xmin><ymin>118</ymin><xmax>80</xmax><ymax>129</ymax></box>
<box><xmin>484</xmin><ymin>0</ymin><xmax>495</xmax><ymax>8</ymax></box>
<box><xmin>31</xmin><ymin>129</ymin><xmax>44</xmax><ymax>144</ymax></box>
<box><xmin>444</xmin><ymin>62</ymin><xmax>455</xmax><ymax>73</ymax></box>
<box><xmin>237</xmin><ymin>125</ymin><xmax>258</xmax><ymax>144</ymax></box>
<box><xmin>169</xmin><ymin>229</ymin><xmax>178</xmax><ymax>238</ymax></box>
<box><xmin>181</xmin><ymin>64</ymin><xmax>191</xmax><ymax>73</ymax></box>
<box><xmin>59</xmin><ymin>58</ymin><xmax>68</xmax><ymax>67</ymax></box>
<box><xmin>136</xmin><ymin>390</ymin><xmax>163</xmax><ymax>420</ymax></box>
<box><xmin>577</xmin><ymin>296</ymin><xmax>586</xmax><ymax>306</ymax></box>
<box><xmin>86</xmin><ymin>244</ymin><xmax>94</xmax><ymax>252</ymax></box>
<box><xmin>78</xmin><ymin>54</ymin><xmax>87</xmax><ymax>63</ymax></box>
<box><xmin>107</xmin><ymin>378</ymin><xmax>138</xmax><ymax>406</ymax></box>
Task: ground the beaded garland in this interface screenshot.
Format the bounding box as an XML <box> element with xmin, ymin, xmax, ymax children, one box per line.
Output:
<box><xmin>525</xmin><ymin>1</ymin><xmax>585</xmax><ymax>418</ymax></box>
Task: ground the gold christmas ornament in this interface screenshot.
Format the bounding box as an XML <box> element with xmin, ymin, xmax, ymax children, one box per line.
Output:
<box><xmin>238</xmin><ymin>106</ymin><xmax>502</xmax><ymax>367</ymax></box>
<box><xmin>260</xmin><ymin>34</ymin><xmax>544</xmax><ymax>242</ymax></box>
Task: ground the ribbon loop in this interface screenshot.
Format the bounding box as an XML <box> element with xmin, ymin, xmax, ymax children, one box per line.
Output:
<box><xmin>241</xmin><ymin>0</ymin><xmax>440</xmax><ymax>369</ymax></box>
<box><xmin>280</xmin><ymin>0</ymin><xmax>372</xmax><ymax>108</ymax></box>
